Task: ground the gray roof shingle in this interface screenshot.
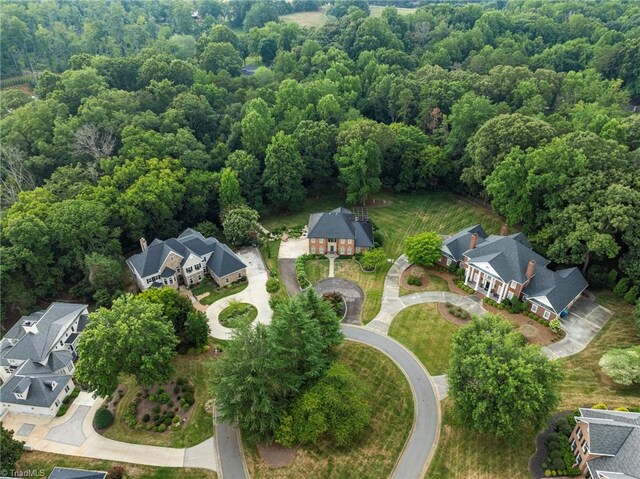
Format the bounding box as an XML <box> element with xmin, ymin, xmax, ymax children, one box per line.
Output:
<box><xmin>575</xmin><ymin>409</ymin><xmax>640</xmax><ymax>479</ymax></box>
<box><xmin>127</xmin><ymin>228</ymin><xmax>245</xmax><ymax>279</ymax></box>
<box><xmin>48</xmin><ymin>467</ymin><xmax>107</xmax><ymax>479</ymax></box>
<box><xmin>0</xmin><ymin>374</ymin><xmax>73</xmax><ymax>407</ymax></box>
<box><xmin>307</xmin><ymin>208</ymin><xmax>374</xmax><ymax>247</ymax></box>
<box><xmin>526</xmin><ymin>266</ymin><xmax>588</xmax><ymax>313</ymax></box>
<box><xmin>441</xmin><ymin>224</ymin><xmax>487</xmax><ymax>262</ymax></box>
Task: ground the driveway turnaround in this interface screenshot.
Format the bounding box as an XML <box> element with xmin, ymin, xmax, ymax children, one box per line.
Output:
<box><xmin>314</xmin><ymin>278</ymin><xmax>364</xmax><ymax>325</ymax></box>
<box><xmin>208</xmin><ymin>247</ymin><xmax>272</xmax><ymax>340</ymax></box>
<box><xmin>343</xmin><ymin>325</ymin><xmax>440</xmax><ymax>479</ymax></box>
<box><xmin>367</xmin><ymin>256</ymin><xmax>487</xmax><ymax>334</ymax></box>
<box><xmin>4</xmin><ymin>392</ymin><xmax>217</xmax><ymax>471</ymax></box>
<box><xmin>542</xmin><ymin>296</ymin><xmax>613</xmax><ymax>359</ymax></box>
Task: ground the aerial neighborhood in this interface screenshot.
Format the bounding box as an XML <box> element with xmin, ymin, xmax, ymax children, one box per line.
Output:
<box><xmin>1</xmin><ymin>1</ymin><xmax>639</xmax><ymax>479</ymax></box>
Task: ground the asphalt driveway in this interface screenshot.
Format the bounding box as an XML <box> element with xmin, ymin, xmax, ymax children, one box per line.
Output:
<box><xmin>314</xmin><ymin>278</ymin><xmax>364</xmax><ymax>325</ymax></box>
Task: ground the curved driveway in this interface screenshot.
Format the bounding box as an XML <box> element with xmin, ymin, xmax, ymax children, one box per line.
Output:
<box><xmin>207</xmin><ymin>247</ymin><xmax>273</xmax><ymax>340</ymax></box>
<box><xmin>343</xmin><ymin>325</ymin><xmax>440</xmax><ymax>479</ymax></box>
<box><xmin>314</xmin><ymin>278</ymin><xmax>364</xmax><ymax>325</ymax></box>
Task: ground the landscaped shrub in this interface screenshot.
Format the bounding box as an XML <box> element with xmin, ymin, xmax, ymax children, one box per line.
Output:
<box><xmin>624</xmin><ymin>285</ymin><xmax>639</xmax><ymax>304</ymax></box>
<box><xmin>549</xmin><ymin>318</ymin><xmax>562</xmax><ymax>333</ymax></box>
<box><xmin>173</xmin><ymin>385</ymin><xmax>180</xmax><ymax>394</ymax></box>
<box><xmin>157</xmin><ymin>424</ymin><xmax>167</xmax><ymax>433</ymax></box>
<box><xmin>613</xmin><ymin>278</ymin><xmax>630</xmax><ymax>297</ymax></box>
<box><xmin>164</xmin><ymin>417</ymin><xmax>172</xmax><ymax>426</ymax></box>
<box><xmin>142</xmin><ymin>413</ymin><xmax>150</xmax><ymax>423</ymax></box>
<box><xmin>266</xmin><ymin>277</ymin><xmax>281</xmax><ymax>293</ymax></box>
<box><xmin>176</xmin><ymin>377</ymin><xmax>187</xmax><ymax>386</ymax></box>
<box><xmin>107</xmin><ymin>465</ymin><xmax>125</xmax><ymax>479</ymax></box>
<box><xmin>592</xmin><ymin>403</ymin><xmax>608</xmax><ymax>409</ymax></box>
<box><xmin>152</xmin><ymin>405</ymin><xmax>161</xmax><ymax>414</ymax></box>
<box><xmin>373</xmin><ymin>230</ymin><xmax>384</xmax><ymax>247</ymax></box>
<box><xmin>614</xmin><ymin>406</ymin><xmax>630</xmax><ymax>412</ymax></box>
<box><xmin>124</xmin><ymin>403</ymin><xmax>137</xmax><ymax>428</ymax></box>
<box><xmin>545</xmin><ymin>470</ymin><xmax>552</xmax><ymax>477</ymax></box>
<box><xmin>158</xmin><ymin>392</ymin><xmax>170</xmax><ymax>404</ymax></box>
<box><xmin>94</xmin><ymin>408</ymin><xmax>114</xmax><ymax>429</ymax></box>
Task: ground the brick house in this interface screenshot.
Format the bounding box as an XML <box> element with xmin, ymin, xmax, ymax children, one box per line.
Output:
<box><xmin>307</xmin><ymin>207</ymin><xmax>374</xmax><ymax>256</ymax></box>
<box><xmin>126</xmin><ymin>228</ymin><xmax>246</xmax><ymax>291</ymax></box>
<box><xmin>439</xmin><ymin>225</ymin><xmax>588</xmax><ymax>320</ymax></box>
<box><xmin>569</xmin><ymin>408</ymin><xmax>640</xmax><ymax>478</ymax></box>
<box><xmin>0</xmin><ymin>303</ymin><xmax>88</xmax><ymax>416</ymax></box>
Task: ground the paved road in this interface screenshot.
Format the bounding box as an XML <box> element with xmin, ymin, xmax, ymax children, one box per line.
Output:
<box><xmin>343</xmin><ymin>325</ymin><xmax>440</xmax><ymax>479</ymax></box>
<box><xmin>278</xmin><ymin>258</ymin><xmax>300</xmax><ymax>297</ymax></box>
<box><xmin>207</xmin><ymin>247</ymin><xmax>273</xmax><ymax>340</ymax></box>
<box><xmin>215</xmin><ymin>408</ymin><xmax>249</xmax><ymax>479</ymax></box>
<box><xmin>314</xmin><ymin>278</ymin><xmax>364</xmax><ymax>325</ymax></box>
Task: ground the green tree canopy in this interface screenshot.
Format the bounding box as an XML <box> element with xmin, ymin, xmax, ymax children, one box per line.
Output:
<box><xmin>404</xmin><ymin>232</ymin><xmax>443</xmax><ymax>266</ymax></box>
<box><xmin>599</xmin><ymin>346</ymin><xmax>640</xmax><ymax>386</ymax></box>
<box><xmin>76</xmin><ymin>294</ymin><xmax>178</xmax><ymax>396</ymax></box>
<box><xmin>262</xmin><ymin>132</ymin><xmax>306</xmax><ymax>211</ymax></box>
<box><xmin>222</xmin><ymin>205</ymin><xmax>260</xmax><ymax>247</ymax></box>
<box><xmin>335</xmin><ymin>139</ymin><xmax>381</xmax><ymax>205</ymax></box>
<box><xmin>448</xmin><ymin>314</ymin><xmax>562</xmax><ymax>438</ymax></box>
<box><xmin>0</xmin><ymin>426</ymin><xmax>24</xmax><ymax>473</ymax></box>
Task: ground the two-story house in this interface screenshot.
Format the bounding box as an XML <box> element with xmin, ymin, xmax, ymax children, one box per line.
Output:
<box><xmin>307</xmin><ymin>207</ymin><xmax>374</xmax><ymax>256</ymax></box>
<box><xmin>569</xmin><ymin>408</ymin><xmax>640</xmax><ymax>479</ymax></box>
<box><xmin>126</xmin><ymin>228</ymin><xmax>247</xmax><ymax>291</ymax></box>
<box><xmin>439</xmin><ymin>225</ymin><xmax>588</xmax><ymax>320</ymax></box>
<box><xmin>0</xmin><ymin>302</ymin><xmax>88</xmax><ymax>416</ymax></box>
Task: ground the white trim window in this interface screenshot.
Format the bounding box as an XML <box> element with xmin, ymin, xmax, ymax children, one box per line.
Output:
<box><xmin>531</xmin><ymin>303</ymin><xmax>538</xmax><ymax>313</ymax></box>
<box><xmin>543</xmin><ymin>310</ymin><xmax>551</xmax><ymax>320</ymax></box>
<box><xmin>311</xmin><ymin>246</ymin><xmax>316</xmax><ymax>254</ymax></box>
<box><xmin>311</xmin><ymin>238</ymin><xmax>316</xmax><ymax>243</ymax></box>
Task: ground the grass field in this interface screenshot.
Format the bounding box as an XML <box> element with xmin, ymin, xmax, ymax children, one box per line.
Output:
<box><xmin>399</xmin><ymin>274</ymin><xmax>450</xmax><ymax>296</ymax></box>
<box><xmin>244</xmin><ymin>342</ymin><xmax>413</xmax><ymax>478</ymax></box>
<box><xmin>334</xmin><ymin>259</ymin><xmax>388</xmax><ymax>324</ymax></box>
<box><xmin>557</xmin><ymin>293</ymin><xmax>640</xmax><ymax>409</ymax></box>
<box><xmin>103</xmin><ymin>349</ymin><xmax>216</xmax><ymax>448</ymax></box>
<box><xmin>279</xmin><ymin>6</ymin><xmax>329</xmax><ymax>27</ymax></box>
<box><xmin>370</xmin><ymin>5</ymin><xmax>417</xmax><ymax>17</ymax></box>
<box><xmin>304</xmin><ymin>258</ymin><xmax>329</xmax><ymax>284</ymax></box>
<box><xmin>425</xmin><ymin>294</ymin><xmax>640</xmax><ymax>478</ymax></box>
<box><xmin>260</xmin><ymin>240</ymin><xmax>281</xmax><ymax>275</ymax></box>
<box><xmin>16</xmin><ymin>451</ymin><xmax>216</xmax><ymax>478</ymax></box>
<box><xmin>388</xmin><ymin>304</ymin><xmax>458</xmax><ymax>375</ymax></box>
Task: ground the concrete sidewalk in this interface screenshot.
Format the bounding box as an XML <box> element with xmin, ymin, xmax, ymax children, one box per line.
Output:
<box><xmin>208</xmin><ymin>247</ymin><xmax>273</xmax><ymax>340</ymax></box>
<box><xmin>4</xmin><ymin>392</ymin><xmax>217</xmax><ymax>471</ymax></box>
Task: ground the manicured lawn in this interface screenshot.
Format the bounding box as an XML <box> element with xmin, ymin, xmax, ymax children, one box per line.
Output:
<box><xmin>199</xmin><ymin>279</ymin><xmax>248</xmax><ymax>305</ymax></box>
<box><xmin>219</xmin><ymin>302</ymin><xmax>257</xmax><ymax>328</ymax></box>
<box><xmin>305</xmin><ymin>258</ymin><xmax>329</xmax><ymax>284</ymax></box>
<box><xmin>399</xmin><ymin>275</ymin><xmax>450</xmax><ymax>296</ymax></box>
<box><xmin>427</xmin><ymin>399</ymin><xmax>536</xmax><ymax>479</ymax></box>
<box><xmin>16</xmin><ymin>451</ymin><xmax>216</xmax><ymax>478</ymax></box>
<box><xmin>426</xmin><ymin>294</ymin><xmax>640</xmax><ymax>479</ymax></box>
<box><xmin>103</xmin><ymin>348</ymin><xmax>216</xmax><ymax>448</ymax></box>
<box><xmin>388</xmin><ymin>304</ymin><xmax>458</xmax><ymax>375</ymax></box>
<box><xmin>244</xmin><ymin>342</ymin><xmax>413</xmax><ymax>479</ymax></box>
<box><xmin>557</xmin><ymin>293</ymin><xmax>640</xmax><ymax>409</ymax></box>
<box><xmin>334</xmin><ymin>259</ymin><xmax>388</xmax><ymax>324</ymax></box>
<box><xmin>260</xmin><ymin>240</ymin><xmax>281</xmax><ymax>275</ymax></box>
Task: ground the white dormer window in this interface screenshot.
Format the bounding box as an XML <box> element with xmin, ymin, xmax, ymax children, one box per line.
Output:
<box><xmin>169</xmin><ymin>254</ymin><xmax>173</xmax><ymax>260</ymax></box>
<box><xmin>51</xmin><ymin>381</ymin><xmax>58</xmax><ymax>390</ymax></box>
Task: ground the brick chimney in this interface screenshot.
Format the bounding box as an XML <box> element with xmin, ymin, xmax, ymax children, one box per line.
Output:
<box><xmin>469</xmin><ymin>233</ymin><xmax>479</xmax><ymax>250</ymax></box>
<box><xmin>500</xmin><ymin>224</ymin><xmax>509</xmax><ymax>236</ymax></box>
<box><xmin>140</xmin><ymin>237</ymin><xmax>147</xmax><ymax>252</ymax></box>
<box><xmin>526</xmin><ymin>260</ymin><xmax>535</xmax><ymax>280</ymax></box>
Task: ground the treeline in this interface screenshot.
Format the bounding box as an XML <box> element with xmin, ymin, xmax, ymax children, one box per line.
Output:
<box><xmin>1</xmin><ymin>0</ymin><xmax>639</xmax><ymax>318</ymax></box>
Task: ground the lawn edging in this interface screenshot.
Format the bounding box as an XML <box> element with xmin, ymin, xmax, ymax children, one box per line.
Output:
<box><xmin>346</xmin><ymin>329</ymin><xmax>442</xmax><ymax>479</ymax></box>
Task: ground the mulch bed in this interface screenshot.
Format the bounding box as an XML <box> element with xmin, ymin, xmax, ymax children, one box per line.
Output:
<box><xmin>436</xmin><ymin>302</ymin><xmax>471</xmax><ymax>326</ymax></box>
<box><xmin>529</xmin><ymin>411</ymin><xmax>574</xmax><ymax>479</ymax></box>
<box><xmin>400</xmin><ymin>265</ymin><xmax>432</xmax><ymax>291</ymax></box>
<box><xmin>480</xmin><ymin>301</ymin><xmax>563</xmax><ymax>346</ymax></box>
<box><xmin>257</xmin><ymin>442</ymin><xmax>298</xmax><ymax>468</ymax></box>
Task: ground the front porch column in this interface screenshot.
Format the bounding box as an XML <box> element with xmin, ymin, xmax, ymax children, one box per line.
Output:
<box><xmin>465</xmin><ymin>265</ymin><xmax>472</xmax><ymax>284</ymax></box>
<box><xmin>489</xmin><ymin>277</ymin><xmax>496</xmax><ymax>297</ymax></box>
<box><xmin>475</xmin><ymin>270</ymin><xmax>482</xmax><ymax>291</ymax></box>
<box><xmin>497</xmin><ymin>282</ymin><xmax>506</xmax><ymax>303</ymax></box>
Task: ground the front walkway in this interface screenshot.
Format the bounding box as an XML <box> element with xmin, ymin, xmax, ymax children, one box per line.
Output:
<box><xmin>207</xmin><ymin>247</ymin><xmax>272</xmax><ymax>340</ymax></box>
<box><xmin>3</xmin><ymin>392</ymin><xmax>217</xmax><ymax>471</ymax></box>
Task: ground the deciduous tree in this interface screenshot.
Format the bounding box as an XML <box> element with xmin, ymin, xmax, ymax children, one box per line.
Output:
<box><xmin>262</xmin><ymin>132</ymin><xmax>306</xmax><ymax>210</ymax></box>
<box><xmin>448</xmin><ymin>314</ymin><xmax>562</xmax><ymax>438</ymax></box>
<box><xmin>404</xmin><ymin>232</ymin><xmax>442</xmax><ymax>266</ymax></box>
<box><xmin>599</xmin><ymin>346</ymin><xmax>640</xmax><ymax>386</ymax></box>
<box><xmin>222</xmin><ymin>205</ymin><xmax>260</xmax><ymax>247</ymax></box>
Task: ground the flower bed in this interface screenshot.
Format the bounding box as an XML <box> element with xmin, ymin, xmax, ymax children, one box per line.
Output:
<box><xmin>454</xmin><ymin>280</ymin><xmax>475</xmax><ymax>294</ymax></box>
<box><xmin>444</xmin><ymin>302</ymin><xmax>471</xmax><ymax>321</ymax></box>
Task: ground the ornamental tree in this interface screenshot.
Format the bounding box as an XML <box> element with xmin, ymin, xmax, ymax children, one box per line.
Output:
<box><xmin>0</xmin><ymin>426</ymin><xmax>24</xmax><ymax>473</ymax></box>
<box><xmin>185</xmin><ymin>310</ymin><xmax>211</xmax><ymax>348</ymax></box>
<box><xmin>360</xmin><ymin>248</ymin><xmax>387</xmax><ymax>271</ymax></box>
<box><xmin>76</xmin><ymin>294</ymin><xmax>178</xmax><ymax>397</ymax></box>
<box><xmin>448</xmin><ymin>314</ymin><xmax>562</xmax><ymax>438</ymax></box>
<box><xmin>404</xmin><ymin>232</ymin><xmax>442</xmax><ymax>266</ymax></box>
<box><xmin>599</xmin><ymin>346</ymin><xmax>640</xmax><ymax>386</ymax></box>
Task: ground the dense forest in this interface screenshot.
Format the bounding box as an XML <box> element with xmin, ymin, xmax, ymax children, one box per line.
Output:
<box><xmin>1</xmin><ymin>0</ymin><xmax>639</xmax><ymax>319</ymax></box>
